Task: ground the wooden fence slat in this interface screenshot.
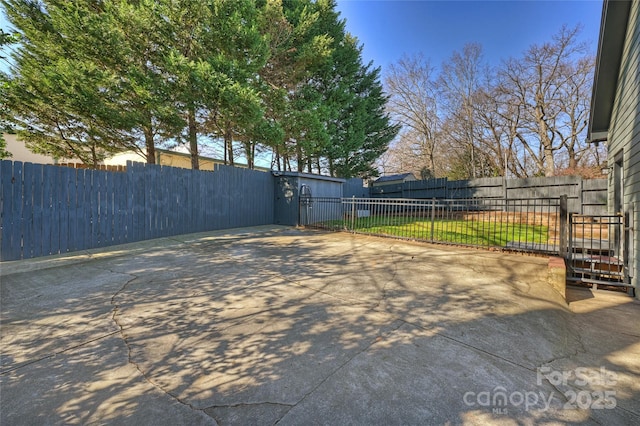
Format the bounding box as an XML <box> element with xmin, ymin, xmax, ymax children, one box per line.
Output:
<box><xmin>144</xmin><ymin>163</ymin><xmax>151</xmax><ymax>240</ymax></box>
<box><xmin>11</xmin><ymin>162</ymin><xmax>24</xmax><ymax>260</ymax></box>
<box><xmin>205</xmin><ymin>169</ymin><xmax>215</xmax><ymax>228</ymax></box>
<box><xmin>131</xmin><ymin>162</ymin><xmax>145</xmax><ymax>243</ymax></box>
<box><xmin>39</xmin><ymin>165</ymin><xmax>52</xmax><ymax>257</ymax></box>
<box><xmin>197</xmin><ymin>169</ymin><xmax>205</xmax><ymax>232</ymax></box>
<box><xmin>82</xmin><ymin>169</ymin><xmax>93</xmax><ymax>250</ymax></box>
<box><xmin>0</xmin><ymin>160</ymin><xmax>7</xmax><ymax>260</ymax></box>
<box><xmin>233</xmin><ymin>166</ymin><xmax>244</xmax><ymax>228</ymax></box>
<box><xmin>149</xmin><ymin>164</ymin><xmax>159</xmax><ymax>239</ymax></box>
<box><xmin>87</xmin><ymin>169</ymin><xmax>95</xmax><ymax>248</ymax></box>
<box><xmin>188</xmin><ymin>168</ymin><xmax>196</xmax><ymax>233</ymax></box>
<box><xmin>58</xmin><ymin>167</ymin><xmax>71</xmax><ymax>254</ymax></box>
<box><xmin>73</xmin><ymin>168</ymin><xmax>84</xmax><ymax>251</ymax></box>
<box><xmin>68</xmin><ymin>167</ymin><xmax>80</xmax><ymax>252</ymax></box>
<box><xmin>106</xmin><ymin>168</ymin><xmax>115</xmax><ymax>246</ymax></box>
<box><xmin>126</xmin><ymin>163</ymin><xmax>134</xmax><ymax>243</ymax></box>
<box><xmin>181</xmin><ymin>168</ymin><xmax>190</xmax><ymax>234</ymax></box>
<box><xmin>49</xmin><ymin>164</ymin><xmax>61</xmax><ymax>256</ymax></box>
<box><xmin>98</xmin><ymin>170</ymin><xmax>108</xmax><ymax>247</ymax></box>
<box><xmin>115</xmin><ymin>172</ymin><xmax>123</xmax><ymax>244</ymax></box>
<box><xmin>22</xmin><ymin>163</ymin><xmax>35</xmax><ymax>259</ymax></box>
<box><xmin>168</xmin><ymin>167</ymin><xmax>177</xmax><ymax>236</ymax></box>
<box><xmin>116</xmin><ymin>172</ymin><xmax>125</xmax><ymax>243</ymax></box>
<box><xmin>31</xmin><ymin>163</ymin><xmax>44</xmax><ymax>258</ymax></box>
<box><xmin>88</xmin><ymin>169</ymin><xmax>98</xmax><ymax>247</ymax></box>
<box><xmin>143</xmin><ymin>164</ymin><xmax>150</xmax><ymax>240</ymax></box>
<box><xmin>161</xmin><ymin>166</ymin><xmax>171</xmax><ymax>237</ymax></box>
<box><xmin>173</xmin><ymin>167</ymin><xmax>180</xmax><ymax>235</ymax></box>
<box><xmin>191</xmin><ymin>169</ymin><xmax>199</xmax><ymax>232</ymax></box>
<box><xmin>1</xmin><ymin>161</ymin><xmax>16</xmax><ymax>260</ymax></box>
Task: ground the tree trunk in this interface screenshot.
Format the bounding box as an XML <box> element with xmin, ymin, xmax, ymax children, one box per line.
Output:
<box><xmin>274</xmin><ymin>149</ymin><xmax>281</xmax><ymax>171</ymax></box>
<box><xmin>225</xmin><ymin>122</ymin><xmax>234</xmax><ymax>166</ymax></box>
<box><xmin>144</xmin><ymin>125</ymin><xmax>155</xmax><ymax>164</ymax></box>
<box><xmin>188</xmin><ymin>107</ymin><xmax>199</xmax><ymax>170</ymax></box>
<box><xmin>296</xmin><ymin>144</ymin><xmax>303</xmax><ymax>172</ymax></box>
<box><xmin>242</xmin><ymin>141</ymin><xmax>254</xmax><ymax>169</ymax></box>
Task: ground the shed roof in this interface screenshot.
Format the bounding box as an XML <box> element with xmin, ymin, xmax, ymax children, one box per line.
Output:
<box><xmin>374</xmin><ymin>173</ymin><xmax>416</xmax><ymax>183</ymax></box>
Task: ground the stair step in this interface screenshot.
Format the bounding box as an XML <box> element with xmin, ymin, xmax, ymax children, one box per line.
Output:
<box><xmin>570</xmin><ymin>266</ymin><xmax>623</xmax><ymax>277</ymax></box>
<box><xmin>571</xmin><ymin>255</ymin><xmax>623</xmax><ymax>265</ymax></box>
<box><xmin>567</xmin><ymin>276</ymin><xmax>631</xmax><ymax>288</ymax></box>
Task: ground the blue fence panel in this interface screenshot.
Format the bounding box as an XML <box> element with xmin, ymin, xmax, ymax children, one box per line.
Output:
<box><xmin>0</xmin><ymin>161</ymin><xmax>276</xmax><ymax>261</ymax></box>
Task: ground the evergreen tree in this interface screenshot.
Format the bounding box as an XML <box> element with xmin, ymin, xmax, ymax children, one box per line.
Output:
<box><xmin>162</xmin><ymin>0</ymin><xmax>267</xmax><ymax>169</ymax></box>
<box><xmin>3</xmin><ymin>0</ymin><xmax>138</xmax><ymax>165</ymax></box>
<box><xmin>257</xmin><ymin>0</ymin><xmax>333</xmax><ymax>171</ymax></box>
<box><xmin>0</xmin><ymin>28</ymin><xmax>19</xmax><ymax>158</ymax></box>
<box><xmin>313</xmin><ymin>1</ymin><xmax>399</xmax><ymax>178</ymax></box>
<box><xmin>2</xmin><ymin>0</ymin><xmax>397</xmax><ymax>173</ymax></box>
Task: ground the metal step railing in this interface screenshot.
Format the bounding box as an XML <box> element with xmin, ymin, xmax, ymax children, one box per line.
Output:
<box><xmin>567</xmin><ymin>213</ymin><xmax>631</xmax><ymax>291</ymax></box>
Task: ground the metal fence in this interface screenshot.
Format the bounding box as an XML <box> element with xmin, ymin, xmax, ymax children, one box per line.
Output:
<box><xmin>567</xmin><ymin>214</ymin><xmax>630</xmax><ymax>290</ymax></box>
<box><xmin>300</xmin><ymin>197</ymin><xmax>562</xmax><ymax>255</ymax></box>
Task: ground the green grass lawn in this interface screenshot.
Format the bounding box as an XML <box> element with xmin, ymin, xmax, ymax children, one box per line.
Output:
<box><xmin>322</xmin><ymin>216</ymin><xmax>548</xmax><ymax>247</ymax></box>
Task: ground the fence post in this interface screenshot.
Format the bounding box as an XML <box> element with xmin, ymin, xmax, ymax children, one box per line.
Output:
<box><xmin>430</xmin><ymin>198</ymin><xmax>436</xmax><ymax>242</ymax></box>
<box><xmin>351</xmin><ymin>195</ymin><xmax>356</xmax><ymax>231</ymax></box>
<box><xmin>559</xmin><ymin>195</ymin><xmax>568</xmax><ymax>258</ymax></box>
<box><xmin>503</xmin><ymin>176</ymin><xmax>508</xmax><ymax>206</ymax></box>
<box><xmin>578</xmin><ymin>178</ymin><xmax>584</xmax><ymax>214</ymax></box>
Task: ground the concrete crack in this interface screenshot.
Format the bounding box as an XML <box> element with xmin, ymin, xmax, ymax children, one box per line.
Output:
<box><xmin>206</xmin><ymin>402</ymin><xmax>294</xmax><ymax>410</ymax></box>
<box><xmin>109</xmin><ymin>273</ymin><xmax>208</xmax><ymax>416</ymax></box>
<box><xmin>373</xmin><ymin>244</ymin><xmax>401</xmax><ymax>310</ymax></box>
<box><xmin>0</xmin><ymin>330</ymin><xmax>121</xmax><ymax>375</ymax></box>
<box><xmin>275</xmin><ymin>319</ymin><xmax>406</xmax><ymax>424</ymax></box>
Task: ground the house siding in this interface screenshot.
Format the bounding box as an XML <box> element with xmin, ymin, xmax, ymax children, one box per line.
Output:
<box><xmin>2</xmin><ymin>133</ymin><xmax>79</xmax><ymax>164</ymax></box>
<box><xmin>607</xmin><ymin>0</ymin><xmax>640</xmax><ymax>294</ymax></box>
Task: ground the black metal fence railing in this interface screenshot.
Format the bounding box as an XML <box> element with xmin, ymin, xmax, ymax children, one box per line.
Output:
<box><xmin>300</xmin><ymin>197</ymin><xmax>562</xmax><ymax>255</ymax></box>
<box><xmin>567</xmin><ymin>214</ymin><xmax>629</xmax><ymax>289</ymax></box>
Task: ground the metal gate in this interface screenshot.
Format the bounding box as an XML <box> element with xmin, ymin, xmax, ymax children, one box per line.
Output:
<box><xmin>567</xmin><ymin>212</ymin><xmax>633</xmax><ymax>294</ymax></box>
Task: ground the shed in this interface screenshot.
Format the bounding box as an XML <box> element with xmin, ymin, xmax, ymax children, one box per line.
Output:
<box><xmin>272</xmin><ymin>171</ymin><xmax>345</xmax><ymax>226</ymax></box>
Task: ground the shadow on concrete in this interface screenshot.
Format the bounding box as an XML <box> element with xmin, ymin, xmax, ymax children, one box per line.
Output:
<box><xmin>1</xmin><ymin>228</ymin><xmax>638</xmax><ymax>424</ymax></box>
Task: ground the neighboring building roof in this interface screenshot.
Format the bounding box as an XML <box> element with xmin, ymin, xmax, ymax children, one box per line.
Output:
<box><xmin>103</xmin><ymin>148</ymin><xmax>271</xmax><ymax>172</ymax></box>
<box><xmin>374</xmin><ymin>173</ymin><xmax>416</xmax><ymax>183</ymax></box>
<box><xmin>588</xmin><ymin>0</ymin><xmax>632</xmax><ymax>143</ymax></box>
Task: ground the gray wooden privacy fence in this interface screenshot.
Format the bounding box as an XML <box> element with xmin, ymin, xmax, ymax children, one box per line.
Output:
<box><xmin>0</xmin><ymin>161</ymin><xmax>274</xmax><ymax>261</ymax></box>
<box><xmin>348</xmin><ymin>176</ymin><xmax>607</xmax><ymax>215</ymax></box>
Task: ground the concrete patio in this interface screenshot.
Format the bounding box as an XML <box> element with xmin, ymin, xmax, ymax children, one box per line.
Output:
<box><xmin>1</xmin><ymin>226</ymin><xmax>639</xmax><ymax>425</ymax></box>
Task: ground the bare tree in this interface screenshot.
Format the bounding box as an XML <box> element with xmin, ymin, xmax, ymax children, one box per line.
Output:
<box><xmin>499</xmin><ymin>25</ymin><xmax>591</xmax><ymax>177</ymax></box>
<box><xmin>385</xmin><ymin>54</ymin><xmax>440</xmax><ymax>176</ymax></box>
<box><xmin>382</xmin><ymin>26</ymin><xmax>600</xmax><ymax>180</ymax></box>
<box><xmin>555</xmin><ymin>54</ymin><xmax>597</xmax><ymax>171</ymax></box>
<box><xmin>438</xmin><ymin>43</ymin><xmax>487</xmax><ymax>178</ymax></box>
<box><xmin>378</xmin><ymin>129</ymin><xmax>440</xmax><ymax>176</ymax></box>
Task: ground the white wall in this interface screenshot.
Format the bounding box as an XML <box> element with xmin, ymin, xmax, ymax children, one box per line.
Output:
<box><xmin>2</xmin><ymin>133</ymin><xmax>74</xmax><ymax>164</ymax></box>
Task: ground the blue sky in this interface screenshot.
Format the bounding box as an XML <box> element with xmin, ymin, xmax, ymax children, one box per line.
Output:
<box><xmin>334</xmin><ymin>0</ymin><xmax>603</xmax><ymax>71</ymax></box>
<box><xmin>1</xmin><ymin>1</ymin><xmax>603</xmax><ymax>74</ymax></box>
